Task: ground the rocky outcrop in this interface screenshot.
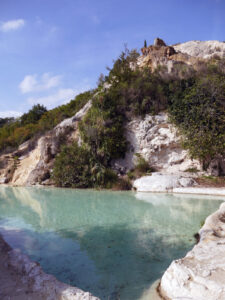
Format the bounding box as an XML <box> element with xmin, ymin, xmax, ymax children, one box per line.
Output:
<box><xmin>0</xmin><ymin>100</ymin><xmax>92</xmax><ymax>186</ymax></box>
<box><xmin>160</xmin><ymin>201</ymin><xmax>225</xmax><ymax>300</ymax></box>
<box><xmin>112</xmin><ymin>113</ymin><xmax>200</xmax><ymax>175</ymax></box>
<box><xmin>139</xmin><ymin>38</ymin><xmax>225</xmax><ymax>74</ymax></box>
<box><xmin>154</xmin><ymin>37</ymin><xmax>167</xmax><ymax>47</ymax></box>
<box><xmin>133</xmin><ymin>173</ymin><xmax>196</xmax><ymax>192</ymax></box>
<box><xmin>174</xmin><ymin>40</ymin><xmax>225</xmax><ymax>59</ymax></box>
<box><xmin>0</xmin><ymin>235</ymin><xmax>99</xmax><ymax>300</ymax></box>
<box><xmin>207</xmin><ymin>155</ymin><xmax>225</xmax><ymax>177</ymax></box>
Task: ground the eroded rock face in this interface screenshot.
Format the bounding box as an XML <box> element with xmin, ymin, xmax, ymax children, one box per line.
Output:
<box><xmin>112</xmin><ymin>113</ymin><xmax>200</xmax><ymax>174</ymax></box>
<box><xmin>174</xmin><ymin>40</ymin><xmax>225</xmax><ymax>59</ymax></box>
<box><xmin>160</xmin><ymin>201</ymin><xmax>225</xmax><ymax>300</ymax></box>
<box><xmin>139</xmin><ymin>39</ymin><xmax>225</xmax><ymax>74</ymax></box>
<box><xmin>0</xmin><ymin>100</ymin><xmax>92</xmax><ymax>186</ymax></box>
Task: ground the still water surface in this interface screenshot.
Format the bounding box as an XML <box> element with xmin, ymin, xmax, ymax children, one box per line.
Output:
<box><xmin>0</xmin><ymin>186</ymin><xmax>224</xmax><ymax>299</ymax></box>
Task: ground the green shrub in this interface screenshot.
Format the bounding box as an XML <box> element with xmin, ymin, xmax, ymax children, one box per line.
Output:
<box><xmin>21</xmin><ymin>104</ymin><xmax>47</xmax><ymax>125</ymax></box>
<box><xmin>112</xmin><ymin>177</ymin><xmax>132</xmax><ymax>190</ymax></box>
<box><xmin>52</xmin><ymin>142</ymin><xmax>118</xmax><ymax>188</ymax></box>
<box><xmin>169</xmin><ymin>73</ymin><xmax>225</xmax><ymax>165</ymax></box>
<box><xmin>184</xmin><ymin>167</ymin><xmax>199</xmax><ymax>173</ymax></box>
<box><xmin>134</xmin><ymin>154</ymin><xmax>152</xmax><ymax>173</ymax></box>
<box><xmin>52</xmin><ymin>142</ymin><xmax>92</xmax><ymax>188</ymax></box>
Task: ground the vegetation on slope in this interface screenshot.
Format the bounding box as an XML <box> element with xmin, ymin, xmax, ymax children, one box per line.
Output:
<box><xmin>53</xmin><ymin>48</ymin><xmax>170</xmax><ymax>188</ymax></box>
<box><xmin>169</xmin><ymin>72</ymin><xmax>225</xmax><ymax>164</ymax></box>
<box><xmin>1</xmin><ymin>46</ymin><xmax>225</xmax><ymax>188</ymax></box>
<box><xmin>0</xmin><ymin>91</ymin><xmax>93</xmax><ymax>153</ymax></box>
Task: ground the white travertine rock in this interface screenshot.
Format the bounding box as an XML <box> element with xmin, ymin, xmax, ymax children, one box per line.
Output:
<box><xmin>160</xmin><ymin>201</ymin><xmax>225</xmax><ymax>300</ymax></box>
<box><xmin>0</xmin><ymin>100</ymin><xmax>92</xmax><ymax>186</ymax></box>
<box><xmin>133</xmin><ymin>173</ymin><xmax>195</xmax><ymax>192</ymax></box>
<box><xmin>7</xmin><ymin>247</ymin><xmax>99</xmax><ymax>300</ymax></box>
<box><xmin>54</xmin><ymin>100</ymin><xmax>92</xmax><ymax>136</ymax></box>
<box><xmin>113</xmin><ymin>113</ymin><xmax>200</xmax><ymax>174</ymax></box>
<box><xmin>174</xmin><ymin>40</ymin><xmax>225</xmax><ymax>59</ymax></box>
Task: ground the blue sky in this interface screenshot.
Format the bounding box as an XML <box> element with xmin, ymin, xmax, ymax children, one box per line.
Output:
<box><xmin>0</xmin><ymin>0</ymin><xmax>225</xmax><ymax>117</ymax></box>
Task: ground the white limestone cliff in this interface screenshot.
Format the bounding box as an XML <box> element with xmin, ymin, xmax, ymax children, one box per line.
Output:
<box><xmin>113</xmin><ymin>113</ymin><xmax>200</xmax><ymax>175</ymax></box>
<box><xmin>174</xmin><ymin>40</ymin><xmax>225</xmax><ymax>59</ymax></box>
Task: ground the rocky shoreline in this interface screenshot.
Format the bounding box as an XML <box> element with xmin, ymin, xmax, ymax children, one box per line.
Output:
<box><xmin>1</xmin><ymin>187</ymin><xmax>225</xmax><ymax>299</ymax></box>
<box><xmin>0</xmin><ymin>235</ymin><xmax>99</xmax><ymax>300</ymax></box>
<box><xmin>160</xmin><ymin>200</ymin><xmax>225</xmax><ymax>300</ymax></box>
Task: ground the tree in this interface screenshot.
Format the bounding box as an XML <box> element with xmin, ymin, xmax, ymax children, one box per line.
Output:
<box><xmin>144</xmin><ymin>40</ymin><xmax>147</xmax><ymax>48</ymax></box>
<box><xmin>21</xmin><ymin>104</ymin><xmax>47</xmax><ymax>125</ymax></box>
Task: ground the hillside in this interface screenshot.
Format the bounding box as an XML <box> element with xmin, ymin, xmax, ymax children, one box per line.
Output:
<box><xmin>0</xmin><ymin>38</ymin><xmax>225</xmax><ymax>189</ymax></box>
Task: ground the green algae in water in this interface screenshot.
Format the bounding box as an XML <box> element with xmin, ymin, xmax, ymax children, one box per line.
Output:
<box><xmin>0</xmin><ymin>186</ymin><xmax>224</xmax><ymax>300</ymax></box>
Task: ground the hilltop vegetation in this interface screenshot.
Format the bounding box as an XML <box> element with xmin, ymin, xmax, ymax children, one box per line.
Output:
<box><xmin>1</xmin><ymin>45</ymin><xmax>225</xmax><ymax>188</ymax></box>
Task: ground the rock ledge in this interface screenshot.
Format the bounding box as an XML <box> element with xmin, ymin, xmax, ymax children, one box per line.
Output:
<box><xmin>0</xmin><ymin>236</ymin><xmax>99</xmax><ymax>300</ymax></box>
<box><xmin>160</xmin><ymin>201</ymin><xmax>225</xmax><ymax>300</ymax></box>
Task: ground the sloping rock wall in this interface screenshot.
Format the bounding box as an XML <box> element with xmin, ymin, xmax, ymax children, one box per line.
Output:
<box><xmin>0</xmin><ymin>100</ymin><xmax>92</xmax><ymax>186</ymax></box>
<box><xmin>174</xmin><ymin>40</ymin><xmax>225</xmax><ymax>59</ymax></box>
<box><xmin>160</xmin><ymin>201</ymin><xmax>225</xmax><ymax>300</ymax></box>
<box><xmin>113</xmin><ymin>113</ymin><xmax>200</xmax><ymax>174</ymax></box>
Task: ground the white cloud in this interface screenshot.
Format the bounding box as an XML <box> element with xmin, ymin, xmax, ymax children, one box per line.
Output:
<box><xmin>27</xmin><ymin>84</ymin><xmax>91</xmax><ymax>109</ymax></box>
<box><xmin>19</xmin><ymin>73</ymin><xmax>62</xmax><ymax>94</ymax></box>
<box><xmin>0</xmin><ymin>111</ymin><xmax>22</xmax><ymax>118</ymax></box>
<box><xmin>0</xmin><ymin>19</ymin><xmax>25</xmax><ymax>32</ymax></box>
<box><xmin>27</xmin><ymin>88</ymin><xmax>76</xmax><ymax>108</ymax></box>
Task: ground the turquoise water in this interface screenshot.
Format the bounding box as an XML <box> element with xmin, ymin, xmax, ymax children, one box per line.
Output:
<box><xmin>0</xmin><ymin>186</ymin><xmax>224</xmax><ymax>300</ymax></box>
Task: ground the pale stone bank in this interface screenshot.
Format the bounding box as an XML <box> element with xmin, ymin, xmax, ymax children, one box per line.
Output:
<box><xmin>160</xmin><ymin>201</ymin><xmax>225</xmax><ymax>300</ymax></box>
<box><xmin>0</xmin><ymin>236</ymin><xmax>99</xmax><ymax>300</ymax></box>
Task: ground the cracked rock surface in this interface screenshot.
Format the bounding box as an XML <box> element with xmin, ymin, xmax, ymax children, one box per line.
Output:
<box><xmin>160</xmin><ymin>201</ymin><xmax>225</xmax><ymax>300</ymax></box>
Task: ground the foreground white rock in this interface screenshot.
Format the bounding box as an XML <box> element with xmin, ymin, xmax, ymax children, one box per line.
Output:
<box><xmin>160</xmin><ymin>201</ymin><xmax>225</xmax><ymax>300</ymax></box>
<box><xmin>2</xmin><ymin>238</ymin><xmax>99</xmax><ymax>300</ymax></box>
<box><xmin>133</xmin><ymin>173</ymin><xmax>195</xmax><ymax>192</ymax></box>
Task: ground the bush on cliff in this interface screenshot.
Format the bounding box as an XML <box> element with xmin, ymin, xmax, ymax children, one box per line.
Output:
<box><xmin>169</xmin><ymin>72</ymin><xmax>225</xmax><ymax>165</ymax></box>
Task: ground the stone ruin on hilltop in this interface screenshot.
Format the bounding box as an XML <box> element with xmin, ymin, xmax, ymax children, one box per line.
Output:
<box><xmin>141</xmin><ymin>37</ymin><xmax>176</xmax><ymax>58</ymax></box>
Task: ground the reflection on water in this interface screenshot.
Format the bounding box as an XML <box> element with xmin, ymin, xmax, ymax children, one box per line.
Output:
<box><xmin>0</xmin><ymin>186</ymin><xmax>224</xmax><ymax>300</ymax></box>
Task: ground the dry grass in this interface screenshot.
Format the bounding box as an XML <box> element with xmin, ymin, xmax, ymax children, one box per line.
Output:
<box><xmin>196</xmin><ymin>176</ymin><xmax>225</xmax><ymax>187</ymax></box>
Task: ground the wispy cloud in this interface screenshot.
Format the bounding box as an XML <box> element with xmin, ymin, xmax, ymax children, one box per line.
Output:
<box><xmin>19</xmin><ymin>73</ymin><xmax>62</xmax><ymax>94</ymax></box>
<box><xmin>0</xmin><ymin>19</ymin><xmax>25</xmax><ymax>32</ymax></box>
<box><xmin>0</xmin><ymin>110</ymin><xmax>22</xmax><ymax>118</ymax></box>
<box><xmin>27</xmin><ymin>88</ymin><xmax>76</xmax><ymax>108</ymax></box>
<box><xmin>27</xmin><ymin>85</ymin><xmax>90</xmax><ymax>109</ymax></box>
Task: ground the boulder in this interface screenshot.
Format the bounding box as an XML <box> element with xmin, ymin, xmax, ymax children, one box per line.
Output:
<box><xmin>160</xmin><ymin>201</ymin><xmax>225</xmax><ymax>300</ymax></box>
<box><xmin>133</xmin><ymin>173</ymin><xmax>195</xmax><ymax>192</ymax></box>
